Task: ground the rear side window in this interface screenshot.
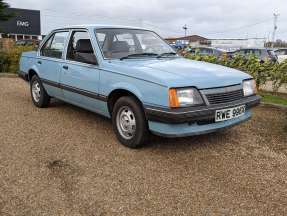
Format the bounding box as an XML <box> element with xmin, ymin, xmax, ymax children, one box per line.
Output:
<box><xmin>267</xmin><ymin>50</ymin><xmax>276</xmax><ymax>57</ymax></box>
<box><xmin>276</xmin><ymin>49</ymin><xmax>287</xmax><ymax>55</ymax></box>
<box><xmin>253</xmin><ymin>50</ymin><xmax>261</xmax><ymax>57</ymax></box>
<box><xmin>197</xmin><ymin>48</ymin><xmax>212</xmax><ymax>55</ymax></box>
<box><xmin>245</xmin><ymin>49</ymin><xmax>261</xmax><ymax>57</ymax></box>
<box><xmin>41</xmin><ymin>31</ymin><xmax>69</xmax><ymax>59</ymax></box>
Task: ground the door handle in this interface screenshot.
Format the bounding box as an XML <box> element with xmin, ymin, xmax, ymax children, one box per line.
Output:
<box><xmin>37</xmin><ymin>61</ymin><xmax>42</xmax><ymax>64</ymax></box>
<box><xmin>63</xmin><ymin>65</ymin><xmax>68</xmax><ymax>70</ymax></box>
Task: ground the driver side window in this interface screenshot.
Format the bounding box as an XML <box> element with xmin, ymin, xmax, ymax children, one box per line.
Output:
<box><xmin>66</xmin><ymin>31</ymin><xmax>98</xmax><ymax>65</ymax></box>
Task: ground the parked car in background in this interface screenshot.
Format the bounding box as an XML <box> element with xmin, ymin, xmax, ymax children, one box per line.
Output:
<box><xmin>187</xmin><ymin>47</ymin><xmax>225</xmax><ymax>57</ymax></box>
<box><xmin>275</xmin><ymin>48</ymin><xmax>287</xmax><ymax>63</ymax></box>
<box><xmin>15</xmin><ymin>39</ymin><xmax>40</xmax><ymax>46</ymax></box>
<box><xmin>19</xmin><ymin>25</ymin><xmax>260</xmax><ymax>148</ymax></box>
<box><xmin>232</xmin><ymin>48</ymin><xmax>278</xmax><ymax>63</ymax></box>
<box><xmin>226</xmin><ymin>50</ymin><xmax>238</xmax><ymax>59</ymax></box>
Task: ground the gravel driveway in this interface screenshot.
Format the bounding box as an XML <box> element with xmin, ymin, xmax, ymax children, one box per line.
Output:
<box><xmin>0</xmin><ymin>77</ymin><xmax>287</xmax><ymax>215</ymax></box>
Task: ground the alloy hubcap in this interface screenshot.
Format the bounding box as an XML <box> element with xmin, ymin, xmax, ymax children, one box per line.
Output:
<box><xmin>32</xmin><ymin>81</ymin><xmax>41</xmax><ymax>102</ymax></box>
<box><xmin>116</xmin><ymin>106</ymin><xmax>136</xmax><ymax>139</ymax></box>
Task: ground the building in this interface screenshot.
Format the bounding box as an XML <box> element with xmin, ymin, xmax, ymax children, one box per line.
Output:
<box><xmin>165</xmin><ymin>34</ymin><xmax>267</xmax><ymax>50</ymax></box>
<box><xmin>165</xmin><ymin>35</ymin><xmax>209</xmax><ymax>47</ymax></box>
<box><xmin>209</xmin><ymin>38</ymin><xmax>266</xmax><ymax>51</ymax></box>
<box><xmin>0</xmin><ymin>8</ymin><xmax>41</xmax><ymax>41</ymax></box>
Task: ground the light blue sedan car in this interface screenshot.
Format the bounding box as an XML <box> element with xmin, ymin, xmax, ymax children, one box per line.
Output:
<box><xmin>19</xmin><ymin>25</ymin><xmax>260</xmax><ymax>148</ymax></box>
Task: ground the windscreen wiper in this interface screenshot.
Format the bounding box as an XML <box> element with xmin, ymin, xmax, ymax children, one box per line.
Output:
<box><xmin>120</xmin><ymin>53</ymin><xmax>158</xmax><ymax>60</ymax></box>
<box><xmin>157</xmin><ymin>52</ymin><xmax>177</xmax><ymax>58</ymax></box>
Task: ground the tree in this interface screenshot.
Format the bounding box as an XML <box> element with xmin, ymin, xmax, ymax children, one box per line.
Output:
<box><xmin>0</xmin><ymin>0</ymin><xmax>14</xmax><ymax>22</ymax></box>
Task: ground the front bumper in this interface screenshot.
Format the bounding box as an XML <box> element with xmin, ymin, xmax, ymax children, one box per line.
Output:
<box><xmin>144</xmin><ymin>95</ymin><xmax>260</xmax><ymax>137</ymax></box>
<box><xmin>145</xmin><ymin>95</ymin><xmax>260</xmax><ymax>124</ymax></box>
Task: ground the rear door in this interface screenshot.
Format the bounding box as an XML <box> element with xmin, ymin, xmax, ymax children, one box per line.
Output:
<box><xmin>38</xmin><ymin>31</ymin><xmax>69</xmax><ymax>99</ymax></box>
<box><xmin>60</xmin><ymin>30</ymin><xmax>106</xmax><ymax>114</ymax></box>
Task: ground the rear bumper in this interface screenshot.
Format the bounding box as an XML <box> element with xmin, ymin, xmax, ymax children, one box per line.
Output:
<box><xmin>18</xmin><ymin>70</ymin><xmax>29</xmax><ymax>81</ymax></box>
<box><xmin>145</xmin><ymin>95</ymin><xmax>260</xmax><ymax>137</ymax></box>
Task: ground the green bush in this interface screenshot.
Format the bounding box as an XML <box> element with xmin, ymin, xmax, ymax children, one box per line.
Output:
<box><xmin>0</xmin><ymin>51</ymin><xmax>9</xmax><ymax>72</ymax></box>
<box><xmin>0</xmin><ymin>45</ymin><xmax>35</xmax><ymax>73</ymax></box>
<box><xmin>185</xmin><ymin>53</ymin><xmax>287</xmax><ymax>92</ymax></box>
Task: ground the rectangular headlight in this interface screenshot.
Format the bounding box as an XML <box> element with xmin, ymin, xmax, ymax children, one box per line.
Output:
<box><xmin>243</xmin><ymin>79</ymin><xmax>257</xmax><ymax>96</ymax></box>
<box><xmin>169</xmin><ymin>88</ymin><xmax>204</xmax><ymax>108</ymax></box>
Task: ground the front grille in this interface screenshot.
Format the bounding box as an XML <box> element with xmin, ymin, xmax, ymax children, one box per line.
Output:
<box><xmin>205</xmin><ymin>89</ymin><xmax>244</xmax><ymax>105</ymax></box>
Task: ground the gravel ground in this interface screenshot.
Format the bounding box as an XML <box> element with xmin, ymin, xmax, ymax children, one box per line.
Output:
<box><xmin>0</xmin><ymin>77</ymin><xmax>287</xmax><ymax>216</ymax></box>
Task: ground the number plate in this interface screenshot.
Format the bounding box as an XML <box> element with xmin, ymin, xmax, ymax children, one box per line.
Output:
<box><xmin>215</xmin><ymin>105</ymin><xmax>246</xmax><ymax>122</ymax></box>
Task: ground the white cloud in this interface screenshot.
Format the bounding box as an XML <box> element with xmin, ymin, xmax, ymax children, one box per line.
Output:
<box><xmin>6</xmin><ymin>0</ymin><xmax>287</xmax><ymax>39</ymax></box>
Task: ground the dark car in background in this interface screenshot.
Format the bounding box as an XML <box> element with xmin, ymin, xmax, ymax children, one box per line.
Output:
<box><xmin>187</xmin><ymin>47</ymin><xmax>225</xmax><ymax>57</ymax></box>
<box><xmin>232</xmin><ymin>48</ymin><xmax>278</xmax><ymax>63</ymax></box>
<box><xmin>15</xmin><ymin>39</ymin><xmax>40</xmax><ymax>46</ymax></box>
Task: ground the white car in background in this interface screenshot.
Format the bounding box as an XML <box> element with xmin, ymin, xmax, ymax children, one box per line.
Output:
<box><xmin>275</xmin><ymin>49</ymin><xmax>287</xmax><ymax>63</ymax></box>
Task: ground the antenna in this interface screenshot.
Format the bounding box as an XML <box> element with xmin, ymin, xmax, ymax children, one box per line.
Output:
<box><xmin>183</xmin><ymin>24</ymin><xmax>188</xmax><ymax>37</ymax></box>
<box><xmin>272</xmin><ymin>13</ymin><xmax>280</xmax><ymax>47</ymax></box>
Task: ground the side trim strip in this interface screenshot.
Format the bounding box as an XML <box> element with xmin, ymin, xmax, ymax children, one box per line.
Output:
<box><xmin>41</xmin><ymin>78</ymin><xmax>108</xmax><ymax>102</ymax></box>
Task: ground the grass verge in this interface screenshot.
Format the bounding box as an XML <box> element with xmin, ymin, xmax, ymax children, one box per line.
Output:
<box><xmin>259</xmin><ymin>91</ymin><xmax>287</xmax><ymax>106</ymax></box>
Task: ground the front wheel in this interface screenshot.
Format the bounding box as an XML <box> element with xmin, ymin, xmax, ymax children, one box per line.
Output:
<box><xmin>30</xmin><ymin>75</ymin><xmax>50</xmax><ymax>108</ymax></box>
<box><xmin>112</xmin><ymin>96</ymin><xmax>149</xmax><ymax>148</ymax></box>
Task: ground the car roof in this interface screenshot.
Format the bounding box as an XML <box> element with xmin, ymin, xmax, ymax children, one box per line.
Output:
<box><xmin>53</xmin><ymin>24</ymin><xmax>151</xmax><ymax>31</ymax></box>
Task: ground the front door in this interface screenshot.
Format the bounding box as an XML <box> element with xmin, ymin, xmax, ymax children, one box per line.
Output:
<box><xmin>60</xmin><ymin>30</ymin><xmax>105</xmax><ymax>115</ymax></box>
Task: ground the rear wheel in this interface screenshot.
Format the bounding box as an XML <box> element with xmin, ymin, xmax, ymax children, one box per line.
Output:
<box><xmin>30</xmin><ymin>75</ymin><xmax>50</xmax><ymax>108</ymax></box>
<box><xmin>112</xmin><ymin>96</ymin><xmax>148</xmax><ymax>148</ymax></box>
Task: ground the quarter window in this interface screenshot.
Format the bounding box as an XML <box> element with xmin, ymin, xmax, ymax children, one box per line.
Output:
<box><xmin>41</xmin><ymin>31</ymin><xmax>69</xmax><ymax>59</ymax></box>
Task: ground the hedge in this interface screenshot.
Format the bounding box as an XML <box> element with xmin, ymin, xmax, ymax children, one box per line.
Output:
<box><xmin>184</xmin><ymin>53</ymin><xmax>287</xmax><ymax>92</ymax></box>
<box><xmin>0</xmin><ymin>45</ymin><xmax>35</xmax><ymax>73</ymax></box>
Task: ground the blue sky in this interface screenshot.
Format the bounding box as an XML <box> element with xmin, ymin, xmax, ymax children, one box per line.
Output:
<box><xmin>6</xmin><ymin>0</ymin><xmax>287</xmax><ymax>40</ymax></box>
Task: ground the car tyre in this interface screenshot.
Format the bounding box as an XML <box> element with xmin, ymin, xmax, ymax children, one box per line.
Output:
<box><xmin>112</xmin><ymin>96</ymin><xmax>148</xmax><ymax>148</ymax></box>
<box><xmin>30</xmin><ymin>75</ymin><xmax>50</xmax><ymax>108</ymax></box>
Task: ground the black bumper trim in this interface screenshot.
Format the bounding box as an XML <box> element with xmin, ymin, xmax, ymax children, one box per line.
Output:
<box><xmin>18</xmin><ymin>71</ymin><xmax>29</xmax><ymax>81</ymax></box>
<box><xmin>145</xmin><ymin>95</ymin><xmax>261</xmax><ymax>124</ymax></box>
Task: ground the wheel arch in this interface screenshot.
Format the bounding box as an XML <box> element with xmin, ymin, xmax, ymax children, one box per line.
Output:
<box><xmin>107</xmin><ymin>88</ymin><xmax>144</xmax><ymax>116</ymax></box>
<box><xmin>28</xmin><ymin>68</ymin><xmax>39</xmax><ymax>81</ymax></box>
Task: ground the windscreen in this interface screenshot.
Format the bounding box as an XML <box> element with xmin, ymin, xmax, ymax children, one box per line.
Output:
<box><xmin>95</xmin><ymin>28</ymin><xmax>175</xmax><ymax>59</ymax></box>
